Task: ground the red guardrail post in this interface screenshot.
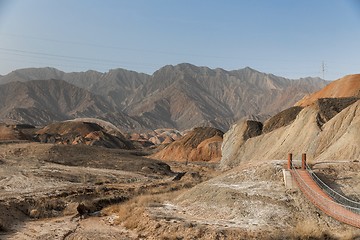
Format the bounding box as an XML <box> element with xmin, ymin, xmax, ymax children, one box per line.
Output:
<box><xmin>302</xmin><ymin>153</ymin><xmax>306</xmax><ymax>170</ymax></box>
<box><xmin>288</xmin><ymin>153</ymin><xmax>293</xmax><ymax>169</ymax></box>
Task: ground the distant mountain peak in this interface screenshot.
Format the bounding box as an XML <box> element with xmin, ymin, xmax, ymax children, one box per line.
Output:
<box><xmin>242</xmin><ymin>66</ymin><xmax>258</xmax><ymax>71</ymax></box>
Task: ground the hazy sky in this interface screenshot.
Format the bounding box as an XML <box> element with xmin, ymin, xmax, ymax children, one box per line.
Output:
<box><xmin>0</xmin><ymin>0</ymin><xmax>359</xmax><ymax>80</ymax></box>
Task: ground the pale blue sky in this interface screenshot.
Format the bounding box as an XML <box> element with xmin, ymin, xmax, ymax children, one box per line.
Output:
<box><xmin>0</xmin><ymin>0</ymin><xmax>359</xmax><ymax>80</ymax></box>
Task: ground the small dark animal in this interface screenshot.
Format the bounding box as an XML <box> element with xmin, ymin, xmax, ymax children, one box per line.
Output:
<box><xmin>77</xmin><ymin>202</ymin><xmax>89</xmax><ymax>215</ymax></box>
<box><xmin>72</xmin><ymin>202</ymin><xmax>90</xmax><ymax>220</ymax></box>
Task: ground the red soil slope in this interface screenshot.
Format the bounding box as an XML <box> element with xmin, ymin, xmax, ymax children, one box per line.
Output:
<box><xmin>296</xmin><ymin>74</ymin><xmax>360</xmax><ymax>107</ymax></box>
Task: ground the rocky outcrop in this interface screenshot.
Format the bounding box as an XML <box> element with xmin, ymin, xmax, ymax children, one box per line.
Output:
<box><xmin>151</xmin><ymin>127</ymin><xmax>224</xmax><ymax>162</ymax></box>
<box><xmin>313</xmin><ymin>97</ymin><xmax>359</xmax><ymax>127</ymax></box>
<box><xmin>221</xmin><ymin>120</ymin><xmax>263</xmax><ymax>168</ymax></box>
<box><xmin>315</xmin><ymin>100</ymin><xmax>360</xmax><ymax>161</ymax></box>
<box><xmin>262</xmin><ymin>106</ymin><xmax>303</xmax><ymax>133</ymax></box>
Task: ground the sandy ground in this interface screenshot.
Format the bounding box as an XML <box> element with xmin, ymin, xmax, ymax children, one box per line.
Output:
<box><xmin>3</xmin><ymin>215</ymin><xmax>138</xmax><ymax>240</ymax></box>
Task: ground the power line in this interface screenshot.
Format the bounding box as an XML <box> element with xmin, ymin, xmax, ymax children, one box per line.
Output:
<box><xmin>0</xmin><ymin>47</ymin><xmax>158</xmax><ymax>69</ymax></box>
<box><xmin>0</xmin><ymin>33</ymin><xmax>240</xmax><ymax>60</ymax></box>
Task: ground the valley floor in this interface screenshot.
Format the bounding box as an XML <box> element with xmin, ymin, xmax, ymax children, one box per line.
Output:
<box><xmin>0</xmin><ymin>142</ymin><xmax>359</xmax><ymax>239</ymax></box>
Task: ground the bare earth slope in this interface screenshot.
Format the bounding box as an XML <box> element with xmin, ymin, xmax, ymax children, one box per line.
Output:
<box><xmin>0</xmin><ymin>79</ymin><xmax>150</xmax><ymax>130</ymax></box>
<box><xmin>315</xmin><ymin>99</ymin><xmax>360</xmax><ymax>161</ymax></box>
<box><xmin>0</xmin><ymin>79</ymin><xmax>116</xmax><ymax>125</ymax></box>
<box><xmin>221</xmin><ymin>120</ymin><xmax>263</xmax><ymax>167</ymax></box>
<box><xmin>221</xmin><ymin>98</ymin><xmax>360</xmax><ymax>169</ymax></box>
<box><xmin>89</xmin><ymin>68</ymin><xmax>149</xmax><ymax>109</ymax></box>
<box><xmin>151</xmin><ymin>127</ymin><xmax>224</xmax><ymax>162</ymax></box>
<box><xmin>296</xmin><ymin>74</ymin><xmax>360</xmax><ymax>107</ymax></box>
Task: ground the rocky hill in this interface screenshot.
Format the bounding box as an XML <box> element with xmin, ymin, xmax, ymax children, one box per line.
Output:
<box><xmin>0</xmin><ymin>64</ymin><xmax>328</xmax><ymax>131</ymax></box>
<box><xmin>0</xmin><ymin>79</ymin><xmax>152</xmax><ymax>129</ymax></box>
<box><xmin>126</xmin><ymin>64</ymin><xmax>327</xmax><ymax>130</ymax></box>
<box><xmin>0</xmin><ymin>67</ymin><xmax>149</xmax><ymax>110</ymax></box>
<box><xmin>0</xmin><ymin>79</ymin><xmax>118</xmax><ymax>125</ymax></box>
<box><xmin>0</xmin><ymin>119</ymin><xmax>135</xmax><ymax>149</ymax></box>
<box><xmin>220</xmin><ymin>74</ymin><xmax>360</xmax><ymax>169</ymax></box>
<box><xmin>0</xmin><ymin>67</ymin><xmax>67</xmax><ymax>85</ymax></box>
<box><xmin>151</xmin><ymin>127</ymin><xmax>224</xmax><ymax>162</ymax></box>
<box><xmin>35</xmin><ymin>120</ymin><xmax>134</xmax><ymax>149</ymax></box>
<box><xmin>89</xmin><ymin>68</ymin><xmax>149</xmax><ymax>109</ymax></box>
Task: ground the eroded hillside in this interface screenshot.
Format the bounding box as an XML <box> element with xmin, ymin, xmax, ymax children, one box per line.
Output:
<box><xmin>220</xmin><ymin>74</ymin><xmax>360</xmax><ymax>169</ymax></box>
<box><xmin>151</xmin><ymin>127</ymin><xmax>224</xmax><ymax>162</ymax></box>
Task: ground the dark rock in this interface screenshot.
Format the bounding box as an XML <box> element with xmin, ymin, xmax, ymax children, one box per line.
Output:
<box><xmin>263</xmin><ymin>106</ymin><xmax>303</xmax><ymax>133</ymax></box>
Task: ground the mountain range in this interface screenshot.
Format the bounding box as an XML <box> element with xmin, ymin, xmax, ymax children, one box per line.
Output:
<box><xmin>0</xmin><ymin>63</ymin><xmax>328</xmax><ymax>131</ymax></box>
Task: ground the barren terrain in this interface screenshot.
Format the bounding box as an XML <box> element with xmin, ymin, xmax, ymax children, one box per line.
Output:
<box><xmin>1</xmin><ymin>141</ymin><xmax>359</xmax><ymax>239</ymax></box>
<box><xmin>0</xmin><ymin>141</ymin><xmax>218</xmax><ymax>239</ymax></box>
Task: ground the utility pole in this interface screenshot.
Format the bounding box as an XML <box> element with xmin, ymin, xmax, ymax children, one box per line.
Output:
<box><xmin>321</xmin><ymin>61</ymin><xmax>325</xmax><ymax>79</ymax></box>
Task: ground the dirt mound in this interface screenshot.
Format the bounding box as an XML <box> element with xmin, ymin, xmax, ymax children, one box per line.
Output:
<box><xmin>296</xmin><ymin>74</ymin><xmax>360</xmax><ymax>107</ymax></box>
<box><xmin>151</xmin><ymin>127</ymin><xmax>224</xmax><ymax>162</ymax></box>
<box><xmin>36</xmin><ymin>121</ymin><xmax>134</xmax><ymax>149</ymax></box>
<box><xmin>263</xmin><ymin>106</ymin><xmax>303</xmax><ymax>133</ymax></box>
<box><xmin>69</xmin><ymin>118</ymin><xmax>126</xmax><ymax>137</ymax></box>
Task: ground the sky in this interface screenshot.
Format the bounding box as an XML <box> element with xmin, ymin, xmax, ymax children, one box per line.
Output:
<box><xmin>0</xmin><ymin>0</ymin><xmax>359</xmax><ymax>80</ymax></box>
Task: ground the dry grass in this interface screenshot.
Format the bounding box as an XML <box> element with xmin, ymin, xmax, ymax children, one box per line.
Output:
<box><xmin>336</xmin><ymin>230</ymin><xmax>360</xmax><ymax>240</ymax></box>
<box><xmin>269</xmin><ymin>219</ymin><xmax>345</xmax><ymax>240</ymax></box>
<box><xmin>103</xmin><ymin>189</ymin><xmax>259</xmax><ymax>240</ymax></box>
<box><xmin>292</xmin><ymin>220</ymin><xmax>324</xmax><ymax>239</ymax></box>
<box><xmin>103</xmin><ymin>190</ymin><xmax>185</xmax><ymax>230</ymax></box>
<box><xmin>293</xmin><ymin>224</ymin><xmax>359</xmax><ymax>240</ymax></box>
